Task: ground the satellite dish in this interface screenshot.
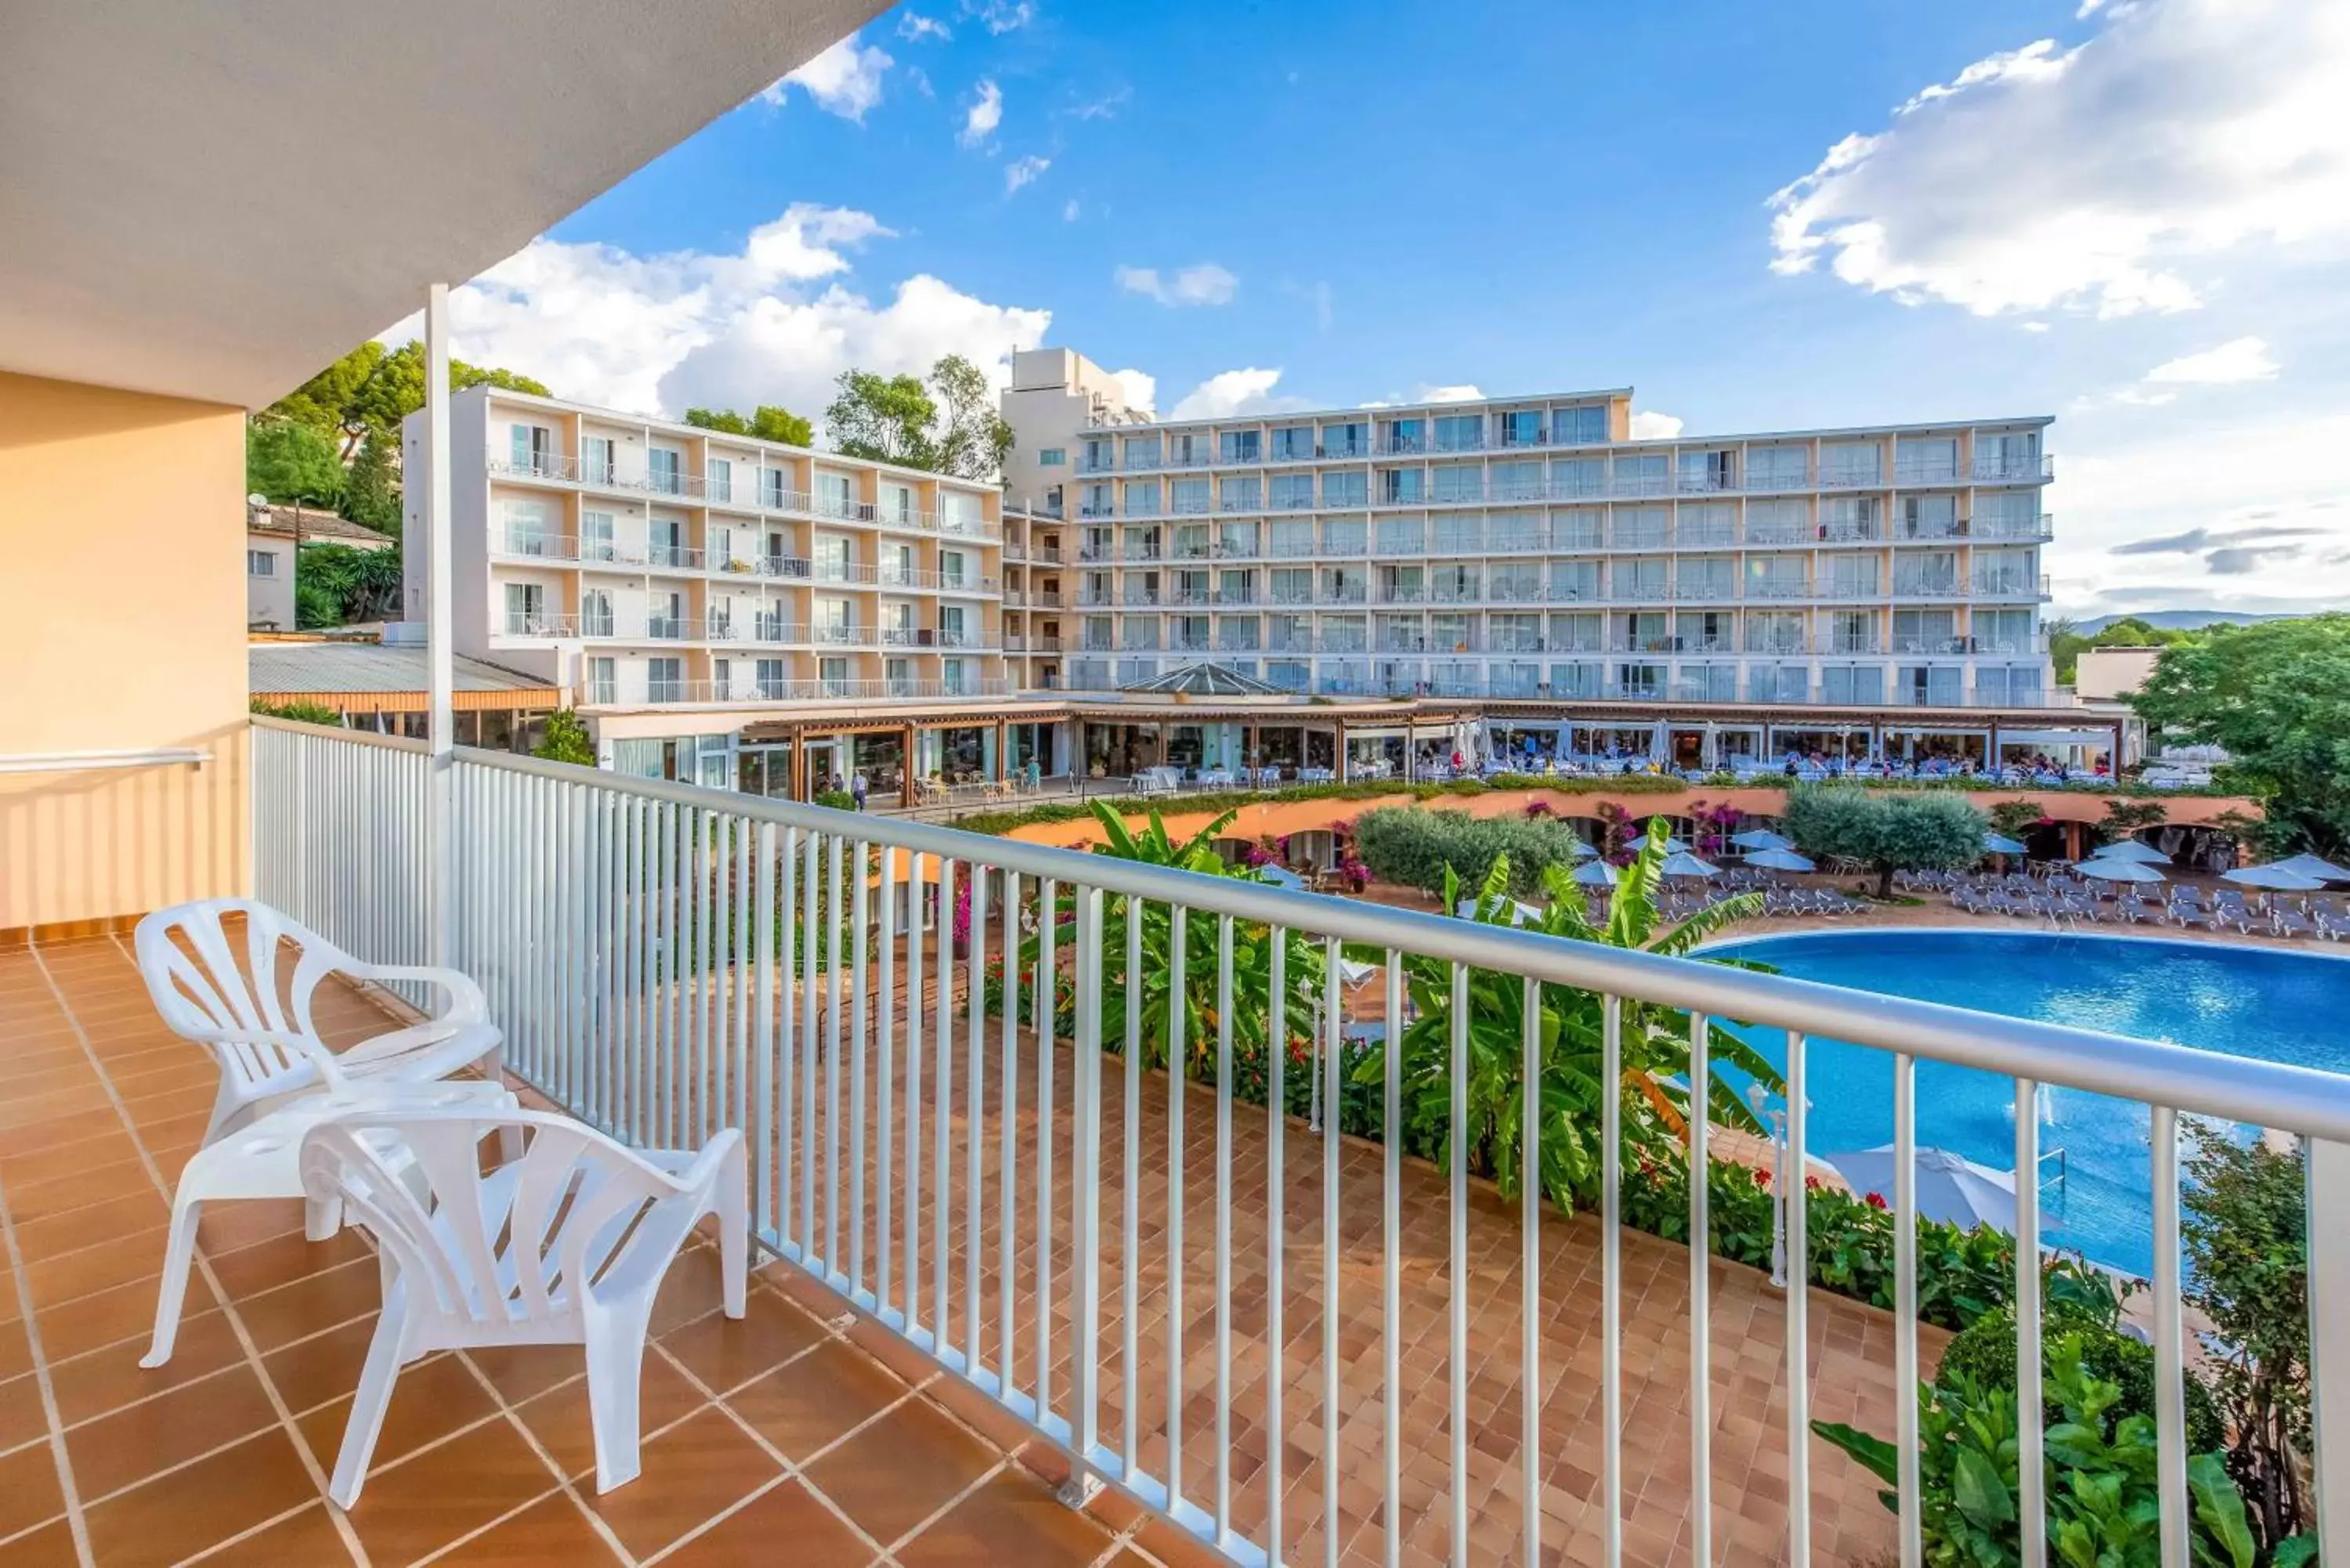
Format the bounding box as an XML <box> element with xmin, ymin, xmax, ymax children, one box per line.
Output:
<box><xmin>248</xmin><ymin>493</ymin><xmax>270</xmax><ymax>508</ymax></box>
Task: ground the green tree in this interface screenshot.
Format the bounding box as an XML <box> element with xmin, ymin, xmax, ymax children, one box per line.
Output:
<box><xmin>340</xmin><ymin>431</ymin><xmax>401</xmax><ymax>537</ymax></box>
<box><xmin>684</xmin><ymin>405</ymin><xmax>814</xmax><ymax>446</ymax></box>
<box><xmin>1782</xmin><ymin>786</ymin><xmax>1987</xmax><ymax>898</ymax></box>
<box><xmin>2132</xmin><ymin>616</ymin><xmax>2350</xmax><ymax>854</ymax></box>
<box><xmin>533</xmin><ymin>710</ymin><xmax>598</xmax><ymax>767</ymax></box>
<box><xmin>294</xmin><ymin>543</ymin><xmax>402</xmax><ymax>628</ymax></box>
<box><xmin>823</xmin><ymin>355</ymin><xmax>1015</xmax><ymax>479</ymax></box>
<box><xmin>2047</xmin><ymin>616</ymin><xmax>2089</xmax><ymax>684</ymax></box>
<box><xmin>246</xmin><ymin>420</ymin><xmax>345</xmax><ymax>505</ymax></box>
<box><xmin>928</xmin><ymin>352</ymin><xmax>1015</xmax><ymax>480</ymax></box>
<box><xmin>826</xmin><ymin>369</ymin><xmax>938</xmax><ymax>468</ymax></box>
<box><xmin>1356</xmin><ymin>818</ymin><xmax>1781</xmax><ymax>1212</ymax></box>
<box><xmin>270</xmin><ymin>338</ymin><xmax>548</xmax><ymax>460</ymax></box>
<box><xmin>2183</xmin><ymin>1125</ymin><xmax>2312</xmax><ymax>1558</ymax></box>
<box><xmin>266</xmin><ymin>341</ymin><xmax>386</xmax><ymax>450</ymax></box>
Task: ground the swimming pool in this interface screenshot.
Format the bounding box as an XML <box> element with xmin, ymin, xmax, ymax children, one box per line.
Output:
<box><xmin>1699</xmin><ymin>929</ymin><xmax>2350</xmax><ymax>1276</ymax></box>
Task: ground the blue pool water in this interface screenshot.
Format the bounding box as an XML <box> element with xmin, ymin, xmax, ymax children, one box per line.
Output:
<box><xmin>1699</xmin><ymin>930</ymin><xmax>2350</xmax><ymax>1276</ymax></box>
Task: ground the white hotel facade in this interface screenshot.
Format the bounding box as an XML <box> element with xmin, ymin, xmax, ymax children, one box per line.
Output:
<box><xmin>408</xmin><ymin>356</ymin><xmax>2079</xmax><ymax>797</ymax></box>
<box><xmin>1000</xmin><ymin>349</ymin><xmax>2055</xmax><ymax>714</ymax></box>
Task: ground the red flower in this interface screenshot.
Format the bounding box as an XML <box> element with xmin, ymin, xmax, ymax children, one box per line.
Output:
<box><xmin>1751</xmin><ymin>1167</ymin><xmax>1770</xmax><ymax>1189</ymax></box>
<box><xmin>1804</xmin><ymin>1176</ymin><xmax>1823</xmax><ymax>1192</ymax></box>
<box><xmin>1864</xmin><ymin>1190</ymin><xmax>1889</xmax><ymax>1211</ymax></box>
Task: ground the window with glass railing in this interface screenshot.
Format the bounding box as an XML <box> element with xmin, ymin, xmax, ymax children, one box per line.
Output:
<box><xmin>1611</xmin><ymin>504</ymin><xmax>1669</xmax><ymax>548</ymax></box>
<box><xmin>1551</xmin><ymin>404</ymin><xmax>1608</xmax><ymax>446</ymax></box>
<box><xmin>1270</xmin><ymin>425</ymin><xmax>1313</xmax><ymax>461</ymax></box>
<box><xmin>1171</xmin><ymin>478</ymin><xmax>1211</xmax><ymax>514</ymax></box>
<box><xmin>1321</xmin><ymin>421</ymin><xmax>1368</xmax><ymax>457</ymax></box>
<box><xmin>1433</xmin><ymin>414</ymin><xmax>1483</xmax><ymax>453</ymax></box>
<box><xmin>648</xmin><ymin>449</ymin><xmax>683</xmax><ymax>494</ymax></box>
<box><xmin>1268</xmin><ymin>473</ymin><xmax>1313</xmax><ymax>509</ymax></box>
<box><xmin>1322</xmin><ymin>471</ymin><xmax>1368</xmax><ymax>508</ymax></box>
<box><xmin>1549</xmin><ymin>611</ymin><xmax>1603</xmax><ymax>652</ymax></box>
<box><xmin>1379</xmin><ymin>468</ymin><xmax>1425</xmax><ymax>504</ymax></box>
<box><xmin>1549</xmin><ymin>561</ymin><xmax>1601</xmax><ymax>602</ymax></box>
<box><xmin>1218</xmin><ymin>476</ymin><xmax>1262</xmax><ymax>512</ymax></box>
<box><xmin>1123</xmin><ymin>435</ymin><xmax>1160</xmax><ymax>468</ymax></box>
<box><xmin>1430</xmin><ymin>465</ymin><xmax>1480</xmax><ymax>504</ymax></box>
<box><xmin>1819</xmin><ymin>663</ymin><xmax>1883</xmax><ymax>706</ymax></box>
<box><xmin>1549</xmin><ymin>457</ymin><xmax>1603</xmax><ymax>499</ymax></box>
<box><xmin>1612</xmin><ymin>453</ymin><xmax>1668</xmax><ymax>496</ymax></box>
<box><xmin>1219</xmin><ymin>429</ymin><xmax>1261</xmax><ymax>464</ymax></box>
<box><xmin>1820</xmin><ymin>440</ymin><xmax>1882</xmax><ymax>486</ymax></box>
<box><xmin>1748</xmin><ymin>445</ymin><xmax>1809</xmax><ymax>490</ymax></box>
<box><xmin>583</xmin><ymin>437</ymin><xmax>616</xmax><ymax>486</ymax></box>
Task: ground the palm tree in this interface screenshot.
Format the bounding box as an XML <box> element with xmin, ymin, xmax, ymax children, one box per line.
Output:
<box><xmin>1355</xmin><ymin>816</ymin><xmax>1784</xmax><ymax>1211</ymax></box>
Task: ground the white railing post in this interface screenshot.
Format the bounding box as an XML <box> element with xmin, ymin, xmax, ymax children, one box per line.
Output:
<box><xmin>424</xmin><ymin>281</ymin><xmax>456</xmax><ymax>970</ymax></box>
<box><xmin>2309</xmin><ymin>1137</ymin><xmax>2350</xmax><ymax>1563</ymax></box>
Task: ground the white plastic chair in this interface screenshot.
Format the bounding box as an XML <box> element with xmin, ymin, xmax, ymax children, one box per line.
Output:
<box><xmin>139</xmin><ymin>1080</ymin><xmax>519</xmax><ymax>1367</ymax></box>
<box><xmin>300</xmin><ymin>1109</ymin><xmax>748</xmax><ymax>1508</ymax></box>
<box><xmin>136</xmin><ymin>898</ymin><xmax>504</xmax><ymax>1143</ymax></box>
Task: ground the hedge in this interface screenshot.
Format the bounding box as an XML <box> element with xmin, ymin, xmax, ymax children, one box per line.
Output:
<box><xmin>1351</xmin><ymin>806</ymin><xmax>1600</xmax><ymax>897</ymax></box>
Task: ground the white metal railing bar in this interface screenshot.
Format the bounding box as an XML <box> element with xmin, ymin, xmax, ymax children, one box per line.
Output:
<box><xmin>0</xmin><ymin>746</ymin><xmax>209</xmax><ymax>773</ymax></box>
<box><xmin>1895</xmin><ymin>1051</ymin><xmax>1921</xmax><ymax>1568</ymax></box>
<box><xmin>1786</xmin><ymin>1028</ymin><xmax>1811</xmax><ymax>1566</ymax></box>
<box><xmin>1382</xmin><ymin>953</ymin><xmax>1402</xmax><ymax>1568</ymax></box>
<box><xmin>249</xmin><ymin>717</ymin><xmax>2350</xmax><ymax>1568</ymax></box>
<box><xmin>1691</xmin><ymin>1008</ymin><xmax>1713</xmax><ymax>1565</ymax></box>
<box><xmin>2154</xmin><ymin>1107</ymin><xmax>2187</xmax><ymax>1568</ymax></box>
<box><xmin>2015</xmin><ymin>1071</ymin><xmax>2044</xmax><ymax>1566</ymax></box>
<box><xmin>1601</xmin><ymin>995</ymin><xmax>1624</xmax><ymax>1566</ymax></box>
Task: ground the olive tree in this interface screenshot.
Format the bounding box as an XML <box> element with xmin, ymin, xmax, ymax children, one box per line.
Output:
<box><xmin>1781</xmin><ymin>786</ymin><xmax>1985</xmax><ymax>898</ymax></box>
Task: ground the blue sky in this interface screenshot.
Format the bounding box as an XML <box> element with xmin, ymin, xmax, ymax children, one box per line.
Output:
<box><xmin>433</xmin><ymin>0</ymin><xmax>2350</xmax><ymax>618</ymax></box>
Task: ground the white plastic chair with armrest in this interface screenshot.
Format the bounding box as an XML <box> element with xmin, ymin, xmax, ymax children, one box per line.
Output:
<box><xmin>299</xmin><ymin>1109</ymin><xmax>748</xmax><ymax>1508</ymax></box>
<box><xmin>135</xmin><ymin>898</ymin><xmax>504</xmax><ymax>1142</ymax></box>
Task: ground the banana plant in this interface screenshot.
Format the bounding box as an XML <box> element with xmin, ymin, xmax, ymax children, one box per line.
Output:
<box><xmin>1007</xmin><ymin>801</ymin><xmax>1325</xmax><ymax>1075</ymax></box>
<box><xmin>1351</xmin><ymin>815</ymin><xmax>1784</xmax><ymax>1212</ymax></box>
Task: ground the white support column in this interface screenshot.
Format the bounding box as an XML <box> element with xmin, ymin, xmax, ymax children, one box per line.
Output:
<box><xmin>425</xmin><ymin>282</ymin><xmax>456</xmax><ymax>966</ymax></box>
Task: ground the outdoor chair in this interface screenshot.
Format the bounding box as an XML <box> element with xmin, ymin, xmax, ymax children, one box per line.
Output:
<box><xmin>2272</xmin><ymin>906</ymin><xmax>2318</xmax><ymax>939</ymax></box>
<box><xmin>135</xmin><ymin>898</ymin><xmax>504</xmax><ymax>1147</ymax></box>
<box><xmin>299</xmin><ymin>1108</ymin><xmax>748</xmax><ymax>1508</ymax></box>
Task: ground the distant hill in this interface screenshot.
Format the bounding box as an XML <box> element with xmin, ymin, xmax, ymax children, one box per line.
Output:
<box><xmin>2072</xmin><ymin>610</ymin><xmax>2302</xmax><ymax>634</ymax></box>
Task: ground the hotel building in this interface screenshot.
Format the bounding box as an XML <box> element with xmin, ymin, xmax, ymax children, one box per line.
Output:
<box><xmin>403</xmin><ymin>386</ymin><xmax>1069</xmax><ymax>793</ymax></box>
<box><xmin>407</xmin><ymin>356</ymin><xmax>2095</xmax><ymax>798</ymax></box>
<box><xmin>1000</xmin><ymin>348</ymin><xmax>2055</xmax><ymax>714</ymax></box>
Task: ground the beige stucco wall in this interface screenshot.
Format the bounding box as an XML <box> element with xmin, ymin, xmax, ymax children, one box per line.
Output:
<box><xmin>0</xmin><ymin>371</ymin><xmax>248</xmax><ymax>931</ymax></box>
<box><xmin>2075</xmin><ymin>645</ymin><xmax>2162</xmax><ymax>701</ymax></box>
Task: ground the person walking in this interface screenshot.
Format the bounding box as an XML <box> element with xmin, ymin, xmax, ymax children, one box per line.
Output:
<box><xmin>851</xmin><ymin>769</ymin><xmax>869</xmax><ymax>811</ymax></box>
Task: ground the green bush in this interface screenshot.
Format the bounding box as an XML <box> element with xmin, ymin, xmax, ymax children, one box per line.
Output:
<box><xmin>1816</xmin><ymin>1337</ymin><xmax>2264</xmax><ymax>1568</ymax></box>
<box><xmin>813</xmin><ymin>789</ymin><xmax>857</xmax><ymax>811</ymax></box>
<box><xmin>249</xmin><ymin>697</ymin><xmax>345</xmax><ymax>727</ymax></box>
<box><xmin>1352</xmin><ymin>806</ymin><xmax>1600</xmax><ymax>895</ymax></box>
<box><xmin>1937</xmin><ymin>1300</ymin><xmax>2227</xmax><ymax>1452</ymax></box>
<box><xmin>533</xmin><ymin>709</ymin><xmax>596</xmax><ymax>766</ymax></box>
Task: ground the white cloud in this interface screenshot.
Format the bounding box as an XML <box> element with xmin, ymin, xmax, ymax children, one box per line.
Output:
<box><xmin>960</xmin><ymin>80</ymin><xmax>1002</xmax><ymax>148</ymax></box>
<box><xmin>2144</xmin><ymin>336</ymin><xmax>2280</xmax><ymax>385</ymax></box>
<box><xmin>1108</xmin><ymin>368</ymin><xmax>1158</xmax><ymax>415</ymax></box>
<box><xmin>897</xmin><ymin>12</ymin><xmax>951</xmax><ymax>42</ymax></box>
<box><xmin>963</xmin><ymin>0</ymin><xmax>1034</xmax><ymax>35</ymax></box>
<box><xmin>1170</xmin><ymin>368</ymin><xmax>1311</xmax><ymax>421</ymax></box>
<box><xmin>1415</xmin><ymin>384</ymin><xmax>1484</xmax><ymax>404</ymax></box>
<box><xmin>1061</xmin><ymin>198</ymin><xmax>1081</xmax><ymax>222</ymax></box>
<box><xmin>1113</xmin><ymin>262</ymin><xmax>1239</xmax><ymax>308</ymax></box>
<box><xmin>1629</xmin><ymin>410</ymin><xmax>1684</xmax><ymax>439</ymax></box>
<box><xmin>2047</xmin><ymin>405</ymin><xmax>2350</xmax><ymax>613</ymax></box>
<box><xmin>763</xmin><ymin>36</ymin><xmax>892</xmax><ymax>122</ymax></box>
<box><xmin>1766</xmin><ymin>0</ymin><xmax>2350</xmax><ymax>318</ymax></box>
<box><xmin>396</xmin><ymin>204</ymin><xmax>1050</xmax><ymax>435</ymax></box>
<box><xmin>1067</xmin><ymin>87</ymin><xmax>1130</xmax><ymax>121</ymax></box>
<box><xmin>1003</xmin><ymin>155</ymin><xmax>1050</xmax><ymax>194</ymax></box>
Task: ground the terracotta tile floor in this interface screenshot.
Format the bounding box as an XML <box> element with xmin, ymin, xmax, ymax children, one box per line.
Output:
<box><xmin>0</xmin><ymin>936</ymin><xmax>1168</xmax><ymax>1568</ymax></box>
<box><xmin>1</xmin><ymin>924</ymin><xmax>1930</xmax><ymax>1567</ymax></box>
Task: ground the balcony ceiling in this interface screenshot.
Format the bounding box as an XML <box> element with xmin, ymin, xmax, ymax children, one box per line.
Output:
<box><xmin>0</xmin><ymin>0</ymin><xmax>884</xmax><ymax>409</ymax></box>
